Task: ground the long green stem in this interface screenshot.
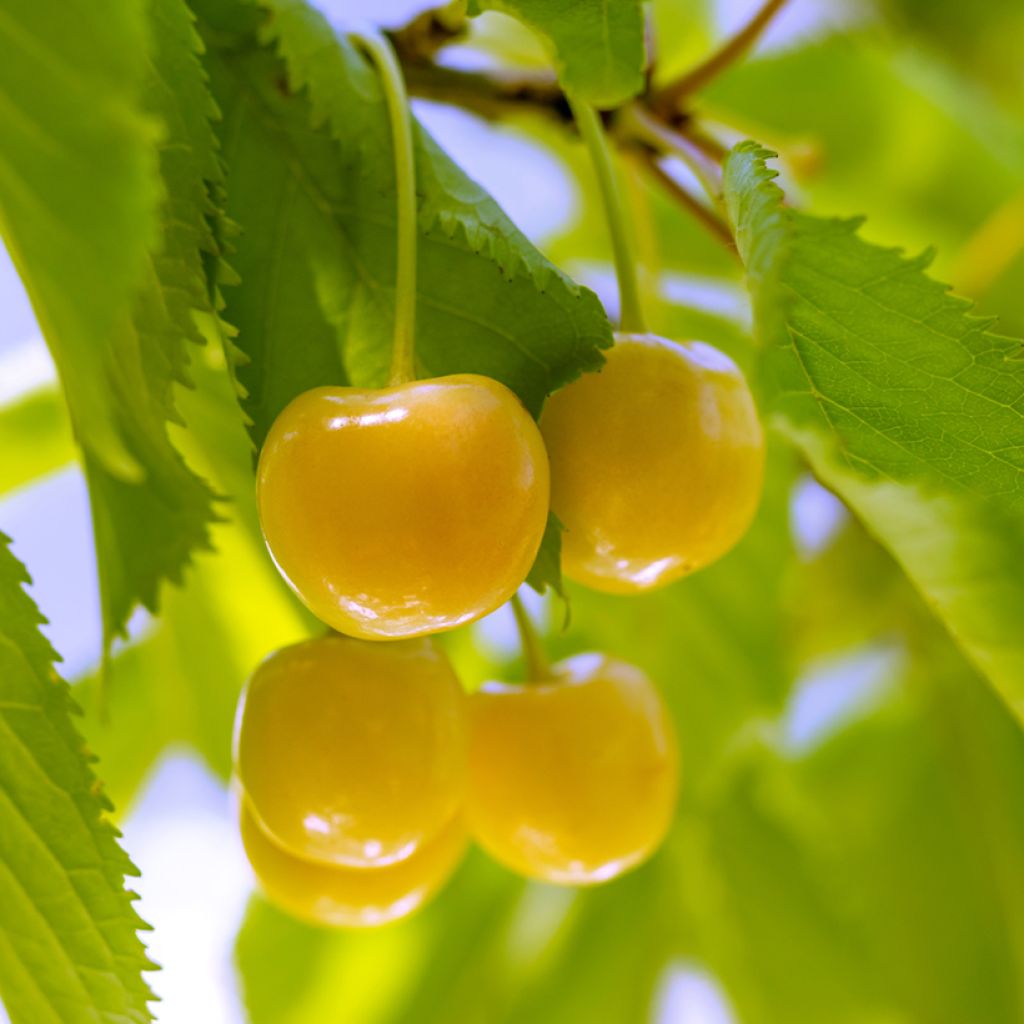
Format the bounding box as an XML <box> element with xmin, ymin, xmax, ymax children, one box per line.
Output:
<box><xmin>351</xmin><ymin>30</ymin><xmax>418</xmax><ymax>384</ymax></box>
<box><xmin>567</xmin><ymin>95</ymin><xmax>647</xmax><ymax>334</ymax></box>
<box><xmin>510</xmin><ymin>593</ymin><xmax>552</xmax><ymax>682</ymax></box>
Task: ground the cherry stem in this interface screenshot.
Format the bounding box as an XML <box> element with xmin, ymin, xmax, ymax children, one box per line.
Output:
<box><xmin>351</xmin><ymin>30</ymin><xmax>419</xmax><ymax>385</ymax></box>
<box><xmin>567</xmin><ymin>94</ymin><xmax>647</xmax><ymax>334</ymax></box>
<box><xmin>510</xmin><ymin>593</ymin><xmax>553</xmax><ymax>682</ymax></box>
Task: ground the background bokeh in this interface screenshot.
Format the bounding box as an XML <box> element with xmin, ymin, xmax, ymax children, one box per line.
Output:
<box><xmin>3</xmin><ymin>0</ymin><xmax>1024</xmax><ymax>1021</ymax></box>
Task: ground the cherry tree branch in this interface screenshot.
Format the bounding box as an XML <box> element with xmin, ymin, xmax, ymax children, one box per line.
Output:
<box><xmin>382</xmin><ymin>5</ymin><xmax>753</xmax><ymax>254</ymax></box>
<box><xmin>651</xmin><ymin>0</ymin><xmax>792</xmax><ymax>115</ymax></box>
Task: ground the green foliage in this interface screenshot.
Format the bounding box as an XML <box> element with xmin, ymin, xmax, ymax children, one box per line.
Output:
<box><xmin>466</xmin><ymin>0</ymin><xmax>645</xmax><ymax>106</ymax></box>
<box><xmin>4</xmin><ymin>2</ymin><xmax>1024</xmax><ymax>1022</ymax></box>
<box><xmin>0</xmin><ymin>0</ymin><xmax>232</xmax><ymax>643</ymax></box>
<box><xmin>725</xmin><ymin>141</ymin><xmax>1024</xmax><ymax>725</ymax></box>
<box><xmin>0</xmin><ymin>0</ymin><xmax>159</xmax><ymax>480</ymax></box>
<box><xmin>200</xmin><ymin>0</ymin><xmax>610</xmax><ymax>438</ymax></box>
<box><xmin>0</xmin><ymin>536</ymin><xmax>154</xmax><ymax>1023</ymax></box>
<box><xmin>84</xmin><ymin>0</ymin><xmax>230</xmax><ymax>640</ymax></box>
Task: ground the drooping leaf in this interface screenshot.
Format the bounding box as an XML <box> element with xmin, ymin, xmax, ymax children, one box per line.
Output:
<box><xmin>0</xmin><ymin>0</ymin><xmax>159</xmax><ymax>480</ymax></box>
<box><xmin>724</xmin><ymin>141</ymin><xmax>1024</xmax><ymax>726</ymax></box>
<box><xmin>0</xmin><ymin>536</ymin><xmax>154</xmax><ymax>1023</ymax></box>
<box><xmin>0</xmin><ymin>0</ymin><xmax>239</xmax><ymax>642</ymax></box>
<box><xmin>194</xmin><ymin>0</ymin><xmax>611</xmax><ymax>593</ymax></box>
<box><xmin>76</xmin><ymin>353</ymin><xmax>313</xmax><ymax>812</ymax></box>
<box><xmin>467</xmin><ymin>0</ymin><xmax>646</xmax><ymax>106</ymax></box>
<box><xmin>83</xmin><ymin>0</ymin><xmax>239</xmax><ymax>640</ymax></box>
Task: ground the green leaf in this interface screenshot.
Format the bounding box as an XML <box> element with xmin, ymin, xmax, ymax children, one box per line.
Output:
<box><xmin>0</xmin><ymin>0</ymin><xmax>237</xmax><ymax>641</ymax></box>
<box><xmin>82</xmin><ymin>0</ymin><xmax>233</xmax><ymax>641</ymax></box>
<box><xmin>0</xmin><ymin>535</ymin><xmax>154</xmax><ymax>1024</ymax></box>
<box><xmin>467</xmin><ymin>0</ymin><xmax>646</xmax><ymax>106</ymax></box>
<box><xmin>76</xmin><ymin>354</ymin><xmax>314</xmax><ymax>812</ymax></box>
<box><xmin>195</xmin><ymin>0</ymin><xmax>611</xmax><ymax>593</ymax></box>
<box><xmin>0</xmin><ymin>0</ymin><xmax>159</xmax><ymax>480</ymax></box>
<box><xmin>525</xmin><ymin>514</ymin><xmax>565</xmax><ymax>598</ymax></box>
<box><xmin>724</xmin><ymin>141</ymin><xmax>1024</xmax><ymax>726</ymax></box>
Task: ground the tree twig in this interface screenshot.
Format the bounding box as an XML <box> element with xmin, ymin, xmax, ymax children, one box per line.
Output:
<box><xmin>635</xmin><ymin>151</ymin><xmax>738</xmax><ymax>256</ymax></box>
<box><xmin>618</xmin><ymin>104</ymin><xmax>724</xmax><ymax>209</ymax></box>
<box><xmin>652</xmin><ymin>0</ymin><xmax>792</xmax><ymax>114</ymax></box>
<box><xmin>382</xmin><ymin>4</ymin><xmax>754</xmax><ymax>250</ymax></box>
<box><xmin>399</xmin><ymin>61</ymin><xmax>569</xmax><ymax>123</ymax></box>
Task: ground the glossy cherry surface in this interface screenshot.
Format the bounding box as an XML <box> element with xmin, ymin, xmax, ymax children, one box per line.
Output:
<box><xmin>235</xmin><ymin>635</ymin><xmax>466</xmax><ymax>867</ymax></box>
<box><xmin>240</xmin><ymin>800</ymin><xmax>466</xmax><ymax>929</ymax></box>
<box><xmin>466</xmin><ymin>653</ymin><xmax>678</xmax><ymax>885</ymax></box>
<box><xmin>541</xmin><ymin>333</ymin><xmax>764</xmax><ymax>593</ymax></box>
<box><xmin>257</xmin><ymin>376</ymin><xmax>549</xmax><ymax>639</ymax></box>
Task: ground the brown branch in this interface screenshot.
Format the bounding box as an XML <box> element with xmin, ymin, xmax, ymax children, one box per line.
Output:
<box><xmin>400</xmin><ymin>61</ymin><xmax>570</xmax><ymax>123</ymax></box>
<box><xmin>652</xmin><ymin>0</ymin><xmax>792</xmax><ymax>114</ymax></box>
<box><xmin>386</xmin><ymin>6</ymin><xmax>467</xmax><ymax>65</ymax></box>
<box><xmin>383</xmin><ymin>9</ymin><xmax>747</xmax><ymax>249</ymax></box>
<box><xmin>618</xmin><ymin>104</ymin><xmax>724</xmax><ymax>208</ymax></box>
<box><xmin>636</xmin><ymin>151</ymin><xmax>738</xmax><ymax>257</ymax></box>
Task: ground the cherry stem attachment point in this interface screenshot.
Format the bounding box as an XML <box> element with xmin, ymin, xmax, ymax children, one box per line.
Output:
<box><xmin>567</xmin><ymin>94</ymin><xmax>647</xmax><ymax>334</ymax></box>
<box><xmin>510</xmin><ymin>593</ymin><xmax>552</xmax><ymax>682</ymax></box>
<box><xmin>351</xmin><ymin>29</ymin><xmax>419</xmax><ymax>385</ymax></box>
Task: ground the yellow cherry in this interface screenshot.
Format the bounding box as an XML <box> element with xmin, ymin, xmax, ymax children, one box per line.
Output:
<box><xmin>240</xmin><ymin>800</ymin><xmax>466</xmax><ymax>929</ymax></box>
<box><xmin>541</xmin><ymin>333</ymin><xmax>764</xmax><ymax>593</ymax></box>
<box><xmin>256</xmin><ymin>376</ymin><xmax>549</xmax><ymax>639</ymax></box>
<box><xmin>466</xmin><ymin>653</ymin><xmax>678</xmax><ymax>885</ymax></box>
<box><xmin>234</xmin><ymin>634</ymin><xmax>466</xmax><ymax>867</ymax></box>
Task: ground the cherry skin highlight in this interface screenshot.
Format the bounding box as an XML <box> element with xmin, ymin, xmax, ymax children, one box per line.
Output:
<box><xmin>257</xmin><ymin>376</ymin><xmax>549</xmax><ymax>639</ymax></box>
<box><xmin>541</xmin><ymin>333</ymin><xmax>764</xmax><ymax>593</ymax></box>
<box><xmin>234</xmin><ymin>634</ymin><xmax>466</xmax><ymax>868</ymax></box>
<box><xmin>466</xmin><ymin>653</ymin><xmax>679</xmax><ymax>885</ymax></box>
<box><xmin>239</xmin><ymin>800</ymin><xmax>466</xmax><ymax>929</ymax></box>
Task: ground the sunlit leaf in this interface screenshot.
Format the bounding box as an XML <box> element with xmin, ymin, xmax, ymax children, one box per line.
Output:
<box><xmin>0</xmin><ymin>536</ymin><xmax>154</xmax><ymax>1023</ymax></box>
<box><xmin>467</xmin><ymin>0</ymin><xmax>645</xmax><ymax>106</ymax></box>
<box><xmin>725</xmin><ymin>140</ymin><xmax>1024</xmax><ymax>725</ymax></box>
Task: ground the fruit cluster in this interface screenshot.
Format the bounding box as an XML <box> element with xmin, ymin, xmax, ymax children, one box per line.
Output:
<box><xmin>231</xmin><ymin>36</ymin><xmax>764</xmax><ymax>929</ymax></box>
<box><xmin>233</xmin><ymin>327</ymin><xmax>763</xmax><ymax>928</ymax></box>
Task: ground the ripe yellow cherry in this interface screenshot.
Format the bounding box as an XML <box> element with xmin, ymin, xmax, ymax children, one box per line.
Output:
<box><xmin>466</xmin><ymin>653</ymin><xmax>678</xmax><ymax>885</ymax></box>
<box><xmin>240</xmin><ymin>800</ymin><xmax>466</xmax><ymax>929</ymax></box>
<box><xmin>257</xmin><ymin>376</ymin><xmax>549</xmax><ymax>639</ymax></box>
<box><xmin>540</xmin><ymin>333</ymin><xmax>764</xmax><ymax>593</ymax></box>
<box><xmin>234</xmin><ymin>635</ymin><xmax>465</xmax><ymax>867</ymax></box>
